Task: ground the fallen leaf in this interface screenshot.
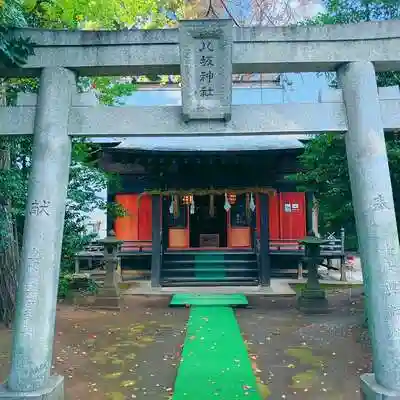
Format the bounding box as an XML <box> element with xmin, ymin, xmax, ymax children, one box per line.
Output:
<box><xmin>120</xmin><ymin>380</ymin><xmax>136</xmax><ymax>388</ymax></box>
<box><xmin>104</xmin><ymin>372</ymin><xmax>123</xmax><ymax>379</ymax></box>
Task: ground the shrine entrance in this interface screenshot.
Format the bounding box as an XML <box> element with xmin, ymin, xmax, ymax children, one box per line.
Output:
<box><xmin>189</xmin><ymin>195</ymin><xmax>227</xmax><ymax>248</ymax></box>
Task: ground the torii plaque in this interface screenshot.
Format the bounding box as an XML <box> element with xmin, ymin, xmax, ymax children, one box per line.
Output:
<box><xmin>179</xmin><ymin>19</ymin><xmax>233</xmax><ymax>122</ymax></box>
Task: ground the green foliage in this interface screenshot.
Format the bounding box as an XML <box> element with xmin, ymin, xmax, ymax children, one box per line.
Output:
<box><xmin>58</xmin><ymin>273</ymin><xmax>98</xmax><ymax>299</ymax></box>
<box><xmin>288</xmin><ymin>0</ymin><xmax>400</xmax><ymax>250</ymax></box>
<box><xmin>0</xmin><ymin>0</ymin><xmax>26</xmax><ymax>27</ymax></box>
<box><xmin>58</xmin><ymin>273</ymin><xmax>73</xmax><ymax>299</ymax></box>
<box><xmin>23</xmin><ymin>0</ymin><xmax>182</xmax><ymax>29</ymax></box>
<box><xmin>0</xmin><ymin>31</ymin><xmax>34</xmax><ymax>67</ymax></box>
<box><xmin>287</xmin><ymin>134</ymin><xmax>354</xmax><ymax>239</ymax></box>
<box><xmin>91</xmin><ymin>77</ymin><xmax>136</xmax><ymax>106</ymax></box>
<box><xmin>0</xmin><ymin>0</ymin><xmax>35</xmax><ymax>67</ymax></box>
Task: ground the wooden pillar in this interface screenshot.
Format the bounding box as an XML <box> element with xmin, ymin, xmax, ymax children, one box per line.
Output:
<box><xmin>151</xmin><ymin>194</ymin><xmax>162</xmax><ymax>287</ymax></box>
<box><xmin>162</xmin><ymin>196</ymin><xmax>169</xmax><ymax>249</ymax></box>
<box><xmin>259</xmin><ymin>193</ymin><xmax>271</xmax><ymax>286</ymax></box>
<box><xmin>249</xmin><ymin>196</ymin><xmax>257</xmax><ymax>249</ymax></box>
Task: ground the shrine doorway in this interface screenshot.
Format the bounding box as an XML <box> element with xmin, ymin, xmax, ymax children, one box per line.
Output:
<box><xmin>189</xmin><ymin>195</ymin><xmax>227</xmax><ymax>248</ymax></box>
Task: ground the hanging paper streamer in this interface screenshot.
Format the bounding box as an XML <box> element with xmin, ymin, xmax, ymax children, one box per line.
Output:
<box><xmin>190</xmin><ymin>196</ymin><xmax>195</xmax><ymax>215</ymax></box>
<box><xmin>250</xmin><ymin>192</ymin><xmax>256</xmax><ymax>212</ymax></box>
<box><xmin>169</xmin><ymin>197</ymin><xmax>174</xmax><ymax>215</ymax></box>
<box><xmin>209</xmin><ymin>194</ymin><xmax>215</xmax><ymax>217</ymax></box>
<box><xmin>224</xmin><ymin>193</ymin><xmax>231</xmax><ymax>212</ymax></box>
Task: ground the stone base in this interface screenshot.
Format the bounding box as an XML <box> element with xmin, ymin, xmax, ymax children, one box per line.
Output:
<box><xmin>97</xmin><ymin>287</ymin><xmax>120</xmax><ymax>297</ymax></box>
<box><xmin>0</xmin><ymin>375</ymin><xmax>63</xmax><ymax>400</ymax></box>
<box><xmin>297</xmin><ymin>288</ymin><xmax>330</xmax><ymax>314</ymax></box>
<box><xmin>92</xmin><ymin>286</ymin><xmax>120</xmax><ymax>310</ymax></box>
<box><xmin>361</xmin><ymin>373</ymin><xmax>400</xmax><ymax>399</ymax></box>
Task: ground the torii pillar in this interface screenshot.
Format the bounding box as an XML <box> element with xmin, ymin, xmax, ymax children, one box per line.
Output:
<box><xmin>0</xmin><ymin>67</ymin><xmax>74</xmax><ymax>399</ymax></box>
<box><xmin>338</xmin><ymin>61</ymin><xmax>400</xmax><ymax>399</ymax></box>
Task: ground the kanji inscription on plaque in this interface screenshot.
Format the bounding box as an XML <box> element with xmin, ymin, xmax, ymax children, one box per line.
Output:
<box><xmin>179</xmin><ymin>19</ymin><xmax>233</xmax><ymax>121</ymax></box>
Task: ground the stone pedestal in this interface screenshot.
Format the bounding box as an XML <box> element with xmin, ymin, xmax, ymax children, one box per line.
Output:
<box><xmin>296</xmin><ymin>233</ymin><xmax>330</xmax><ymax>314</ymax></box>
<box><xmin>92</xmin><ymin>231</ymin><xmax>122</xmax><ymax>311</ymax></box>
<box><xmin>361</xmin><ymin>374</ymin><xmax>400</xmax><ymax>399</ymax></box>
<box><xmin>0</xmin><ymin>376</ymin><xmax>63</xmax><ymax>400</ymax></box>
<box><xmin>297</xmin><ymin>288</ymin><xmax>329</xmax><ymax>314</ymax></box>
<box><xmin>92</xmin><ymin>262</ymin><xmax>121</xmax><ymax>310</ymax></box>
<box><xmin>93</xmin><ymin>283</ymin><xmax>120</xmax><ymax>310</ymax></box>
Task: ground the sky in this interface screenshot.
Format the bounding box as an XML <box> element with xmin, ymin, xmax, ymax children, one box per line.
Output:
<box><xmin>123</xmin><ymin>73</ymin><xmax>329</xmax><ymax>107</ymax></box>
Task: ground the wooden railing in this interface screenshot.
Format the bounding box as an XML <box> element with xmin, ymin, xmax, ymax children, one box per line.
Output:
<box><xmin>269</xmin><ymin>229</ymin><xmax>345</xmax><ymax>256</ymax></box>
<box><xmin>120</xmin><ymin>240</ymin><xmax>152</xmax><ymax>253</ymax></box>
<box><xmin>74</xmin><ymin>240</ymin><xmax>152</xmax><ymax>273</ymax></box>
<box><xmin>268</xmin><ymin>229</ymin><xmax>347</xmax><ymax>280</ymax></box>
<box><xmin>76</xmin><ymin>240</ymin><xmax>152</xmax><ymax>255</ymax></box>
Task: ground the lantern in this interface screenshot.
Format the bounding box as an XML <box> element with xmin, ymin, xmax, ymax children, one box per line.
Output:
<box><xmin>227</xmin><ymin>193</ymin><xmax>237</xmax><ymax>205</ymax></box>
<box><xmin>182</xmin><ymin>195</ymin><xmax>193</xmax><ymax>205</ymax></box>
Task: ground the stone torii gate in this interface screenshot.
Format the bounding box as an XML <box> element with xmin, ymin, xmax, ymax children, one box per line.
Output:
<box><xmin>1</xmin><ymin>19</ymin><xmax>400</xmax><ymax>400</ymax></box>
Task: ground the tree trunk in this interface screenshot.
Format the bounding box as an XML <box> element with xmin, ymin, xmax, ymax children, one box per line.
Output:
<box><xmin>0</xmin><ymin>79</ymin><xmax>19</xmax><ymax>327</ymax></box>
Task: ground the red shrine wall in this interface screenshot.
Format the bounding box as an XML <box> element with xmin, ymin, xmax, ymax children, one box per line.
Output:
<box><xmin>114</xmin><ymin>192</ymin><xmax>307</xmax><ymax>249</ymax></box>
<box><xmin>114</xmin><ymin>193</ymin><xmax>153</xmax><ymax>241</ymax></box>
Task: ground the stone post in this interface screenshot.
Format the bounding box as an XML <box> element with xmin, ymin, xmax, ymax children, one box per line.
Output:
<box><xmin>0</xmin><ymin>68</ymin><xmax>75</xmax><ymax>399</ymax></box>
<box><xmin>338</xmin><ymin>61</ymin><xmax>400</xmax><ymax>398</ymax></box>
<box><xmin>92</xmin><ymin>230</ymin><xmax>123</xmax><ymax>310</ymax></box>
<box><xmin>296</xmin><ymin>232</ymin><xmax>330</xmax><ymax>314</ymax></box>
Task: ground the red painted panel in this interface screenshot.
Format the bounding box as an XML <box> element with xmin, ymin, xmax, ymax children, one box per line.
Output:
<box><xmin>279</xmin><ymin>192</ymin><xmax>306</xmax><ymax>240</ymax></box>
<box><xmin>255</xmin><ymin>194</ymin><xmax>280</xmax><ymax>240</ymax></box>
<box><xmin>138</xmin><ymin>194</ymin><xmax>152</xmax><ymax>240</ymax></box>
<box><xmin>169</xmin><ymin>205</ymin><xmax>190</xmax><ymax>249</ymax></box>
<box><xmin>114</xmin><ymin>194</ymin><xmax>139</xmax><ymax>241</ymax></box>
<box><xmin>269</xmin><ymin>194</ymin><xmax>280</xmax><ymax>240</ymax></box>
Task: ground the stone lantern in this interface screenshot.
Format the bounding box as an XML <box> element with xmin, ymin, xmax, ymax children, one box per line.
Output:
<box><xmin>93</xmin><ymin>230</ymin><xmax>123</xmax><ymax>310</ymax></box>
<box><xmin>297</xmin><ymin>231</ymin><xmax>330</xmax><ymax>314</ymax></box>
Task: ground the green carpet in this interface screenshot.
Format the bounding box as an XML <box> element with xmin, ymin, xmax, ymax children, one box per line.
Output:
<box><xmin>194</xmin><ymin>253</ymin><xmax>225</xmax><ymax>280</ymax></box>
<box><xmin>169</xmin><ymin>293</ymin><xmax>248</xmax><ymax>307</ymax></box>
<box><xmin>173</xmin><ymin>306</ymin><xmax>261</xmax><ymax>400</ymax></box>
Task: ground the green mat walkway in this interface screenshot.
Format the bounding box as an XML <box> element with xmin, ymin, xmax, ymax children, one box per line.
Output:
<box><xmin>171</xmin><ymin>294</ymin><xmax>262</xmax><ymax>400</ymax></box>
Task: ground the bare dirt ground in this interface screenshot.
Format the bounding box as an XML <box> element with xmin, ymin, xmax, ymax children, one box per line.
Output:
<box><xmin>0</xmin><ymin>296</ymin><xmax>189</xmax><ymax>400</ymax></box>
<box><xmin>0</xmin><ymin>289</ymin><xmax>370</xmax><ymax>400</ymax></box>
<box><xmin>238</xmin><ymin>287</ymin><xmax>370</xmax><ymax>400</ymax></box>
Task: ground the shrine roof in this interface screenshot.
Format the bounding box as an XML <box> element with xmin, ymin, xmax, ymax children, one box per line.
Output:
<box><xmin>99</xmin><ymin>135</ymin><xmax>308</xmax><ymax>152</ymax></box>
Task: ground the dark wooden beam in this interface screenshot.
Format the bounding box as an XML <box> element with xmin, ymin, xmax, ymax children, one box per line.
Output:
<box><xmin>259</xmin><ymin>193</ymin><xmax>271</xmax><ymax>286</ymax></box>
<box><xmin>151</xmin><ymin>195</ymin><xmax>162</xmax><ymax>287</ymax></box>
<box><xmin>162</xmin><ymin>196</ymin><xmax>169</xmax><ymax>249</ymax></box>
